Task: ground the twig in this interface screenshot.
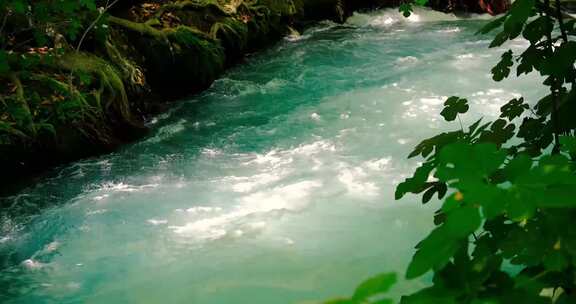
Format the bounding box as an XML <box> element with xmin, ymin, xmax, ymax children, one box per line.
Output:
<box><xmin>75</xmin><ymin>0</ymin><xmax>120</xmax><ymax>52</ymax></box>
<box><xmin>67</xmin><ymin>0</ymin><xmax>120</xmax><ymax>95</ymax></box>
<box><xmin>457</xmin><ymin>114</ymin><xmax>464</xmax><ymax>132</ymax></box>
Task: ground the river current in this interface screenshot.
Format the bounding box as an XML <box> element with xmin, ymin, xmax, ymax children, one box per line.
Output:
<box><xmin>0</xmin><ymin>8</ymin><xmax>544</xmax><ymax>304</ymax></box>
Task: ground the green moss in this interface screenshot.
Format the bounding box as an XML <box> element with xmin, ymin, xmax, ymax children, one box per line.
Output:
<box><xmin>1</xmin><ymin>0</ymin><xmax>393</xmax><ymax>182</ymax></box>
<box><xmin>58</xmin><ymin>52</ymin><xmax>134</xmax><ymax>125</ymax></box>
<box><xmin>104</xmin><ymin>39</ymin><xmax>147</xmax><ymax>92</ymax></box>
<box><xmin>210</xmin><ymin>17</ymin><xmax>249</xmax><ymax>53</ymax></box>
<box><xmin>0</xmin><ymin>0</ymin><xmax>354</xmax><ymax>147</ymax></box>
<box><xmin>0</xmin><ymin>67</ymin><xmax>109</xmax><ymax>147</ymax></box>
<box><xmin>5</xmin><ymin>74</ymin><xmax>35</xmax><ymax>135</ymax></box>
<box><xmin>170</xmin><ymin>26</ymin><xmax>225</xmax><ymax>84</ymax></box>
<box><xmin>260</xmin><ymin>0</ymin><xmax>303</xmax><ymax>15</ymax></box>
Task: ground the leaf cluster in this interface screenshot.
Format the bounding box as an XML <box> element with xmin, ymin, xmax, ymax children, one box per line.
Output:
<box><xmin>330</xmin><ymin>0</ymin><xmax>576</xmax><ymax>303</ymax></box>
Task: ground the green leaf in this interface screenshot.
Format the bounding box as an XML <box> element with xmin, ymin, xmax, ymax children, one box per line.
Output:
<box><xmin>35</xmin><ymin>123</ymin><xmax>56</xmax><ymax>137</ymax></box>
<box><xmin>352</xmin><ymin>273</ymin><xmax>397</xmax><ymax>302</ymax></box>
<box><xmin>489</xmin><ymin>31</ymin><xmax>510</xmax><ymax>48</ymax></box>
<box><xmin>522</xmin><ymin>16</ymin><xmax>552</xmax><ymax>44</ymax></box>
<box><xmin>436</xmin><ymin>142</ymin><xmax>507</xmax><ymax>182</ymax></box>
<box><xmin>504</xmin><ymin>154</ymin><xmax>532</xmax><ymax>182</ymax></box>
<box><xmin>491</xmin><ymin>50</ymin><xmax>513</xmax><ymax>81</ymax></box>
<box><xmin>67</xmin><ymin>18</ymin><xmax>83</xmax><ymax>41</ymax></box>
<box><xmin>556</xmin><ymin>294</ymin><xmax>576</xmax><ymax>304</ymax></box>
<box><xmin>443</xmin><ymin>206</ymin><xmax>482</xmax><ymax>238</ymax></box>
<box><xmin>400</xmin><ymin>286</ymin><xmax>457</xmax><ymax>304</ymax></box>
<box><xmin>399</xmin><ymin>3</ymin><xmax>413</xmax><ymax>17</ymax></box>
<box><xmin>422</xmin><ymin>187</ymin><xmax>436</xmax><ymax>204</ymax></box>
<box><xmin>479</xmin><ymin>119</ymin><xmax>515</xmax><ymax>146</ymax></box>
<box><xmin>395</xmin><ymin>162</ymin><xmax>434</xmax><ymax>200</ymax></box>
<box><xmin>536</xmin><ymin>185</ymin><xmax>576</xmax><ymax>208</ymax></box>
<box><xmin>567</xmin><ymin>19</ymin><xmax>576</xmax><ymax>36</ymax></box>
<box><xmin>517</xmin><ymin>117</ymin><xmax>545</xmax><ymax>142</ymax></box>
<box><xmin>79</xmin><ymin>0</ymin><xmax>97</xmax><ymax>11</ymax></box>
<box><xmin>540</xmin><ymin>41</ymin><xmax>576</xmax><ymax>78</ymax></box>
<box><xmin>543</xmin><ymin>251</ymin><xmax>568</xmax><ymax>271</ymax></box>
<box><xmin>422</xmin><ymin>182</ymin><xmax>447</xmax><ymax>204</ymax></box>
<box><xmin>498</xmin><ymin>289</ymin><xmax>551</xmax><ymax>304</ymax></box>
<box><xmin>471</xmin><ymin>299</ymin><xmax>500</xmax><ymax>304</ymax></box>
<box><xmin>505</xmin><ymin>188</ymin><xmax>536</xmax><ymax>221</ymax></box>
<box><xmin>372</xmin><ymin>299</ymin><xmax>393</xmax><ymax>304</ymax></box>
<box><xmin>500</xmin><ymin>97</ymin><xmax>528</xmax><ymax>121</ymax></box>
<box><xmin>508</xmin><ymin>154</ymin><xmax>576</xmax><ymax>209</ymax></box>
<box><xmin>467</xmin><ymin>118</ymin><xmax>483</xmax><ymax>136</ymax></box>
<box><xmin>406</xmin><ymin>226</ymin><xmax>461</xmax><ymax>279</ymax></box>
<box><xmin>504</xmin><ymin>0</ymin><xmax>535</xmax><ymax>37</ymax></box>
<box><xmin>559</xmin><ymin>136</ymin><xmax>576</xmax><ymax>154</ymax></box>
<box><xmin>514</xmin><ymin>276</ymin><xmax>549</xmax><ymax>298</ymax></box>
<box><xmin>408</xmin><ymin>131</ymin><xmax>462</xmax><ymax>158</ymax></box>
<box><xmin>33</xmin><ymin>29</ymin><xmax>49</xmax><ymax>46</ymax></box>
<box><xmin>440</xmin><ymin>97</ymin><xmax>469</xmax><ymax>122</ymax></box>
<box><xmin>455</xmin><ymin>181</ymin><xmax>506</xmax><ymax>219</ymax></box>
<box><xmin>533</xmin><ymin>155</ymin><xmax>575</xmax><ymax>185</ymax></box>
<box><xmin>10</xmin><ymin>0</ymin><xmax>27</xmax><ymax>14</ymax></box>
<box><xmin>0</xmin><ymin>121</ymin><xmax>28</xmax><ymax>138</ymax></box>
<box><xmin>59</xmin><ymin>0</ymin><xmax>78</xmax><ymax>15</ymax></box>
<box><xmin>517</xmin><ymin>45</ymin><xmax>544</xmax><ymax>76</ymax></box>
<box><xmin>470</xmin><ymin>121</ymin><xmax>492</xmax><ymax>141</ymax></box>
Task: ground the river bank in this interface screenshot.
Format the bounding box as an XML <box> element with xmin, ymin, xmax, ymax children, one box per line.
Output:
<box><xmin>0</xmin><ymin>8</ymin><xmax>546</xmax><ymax>302</ymax></box>
<box><xmin>0</xmin><ymin>0</ymin><xmax>505</xmax><ymax>195</ymax></box>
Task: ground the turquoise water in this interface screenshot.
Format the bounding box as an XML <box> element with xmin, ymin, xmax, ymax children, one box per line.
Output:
<box><xmin>0</xmin><ymin>8</ymin><xmax>543</xmax><ymax>304</ymax></box>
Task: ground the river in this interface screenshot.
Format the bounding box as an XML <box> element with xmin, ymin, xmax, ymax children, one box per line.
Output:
<box><xmin>0</xmin><ymin>8</ymin><xmax>543</xmax><ymax>304</ymax></box>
